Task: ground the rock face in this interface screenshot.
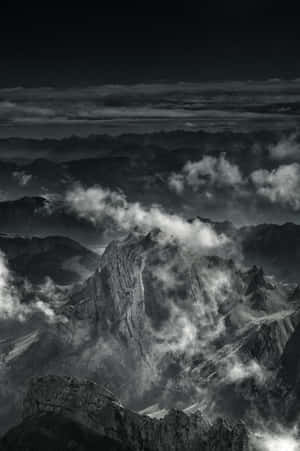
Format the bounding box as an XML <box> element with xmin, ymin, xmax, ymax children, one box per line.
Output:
<box><xmin>60</xmin><ymin>232</ymin><xmax>300</xmax><ymax>416</ymax></box>
<box><xmin>70</xmin><ymin>234</ymin><xmax>149</xmax><ymax>337</ymax></box>
<box><xmin>240</xmin><ymin>310</ymin><xmax>298</xmax><ymax>370</ymax></box>
<box><xmin>274</xmin><ymin>319</ymin><xmax>300</xmax><ymax>423</ymax></box>
<box><xmin>21</xmin><ymin>375</ymin><xmax>250</xmax><ymax>451</ymax></box>
<box><xmin>23</xmin><ymin>375</ymin><xmax>123</xmax><ymax>426</ymax></box>
<box><xmin>66</xmin><ymin>233</ymin><xmax>154</xmax><ymax>379</ymax></box>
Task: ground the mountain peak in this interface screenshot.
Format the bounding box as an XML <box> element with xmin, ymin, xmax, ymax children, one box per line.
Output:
<box><xmin>245</xmin><ymin>266</ymin><xmax>272</xmax><ymax>294</ymax></box>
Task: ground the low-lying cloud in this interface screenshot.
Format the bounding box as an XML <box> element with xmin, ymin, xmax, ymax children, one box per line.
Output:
<box><xmin>0</xmin><ymin>251</ymin><xmax>27</xmax><ymax>321</ymax></box>
<box><xmin>251</xmin><ymin>163</ymin><xmax>300</xmax><ymax>211</ymax></box>
<box><xmin>225</xmin><ymin>359</ymin><xmax>266</xmax><ymax>385</ymax></box>
<box><xmin>269</xmin><ymin>134</ymin><xmax>300</xmax><ymax>161</ymax></box>
<box><xmin>0</xmin><ymin>251</ymin><xmax>65</xmax><ymax>323</ymax></box>
<box><xmin>65</xmin><ymin>184</ymin><xmax>229</xmax><ymax>254</ymax></box>
<box><xmin>252</xmin><ymin>426</ymin><xmax>300</xmax><ymax>451</ymax></box>
<box><xmin>12</xmin><ymin>170</ymin><xmax>32</xmax><ymax>186</ymax></box>
<box><xmin>168</xmin><ymin>154</ymin><xmax>244</xmax><ymax>194</ymax></box>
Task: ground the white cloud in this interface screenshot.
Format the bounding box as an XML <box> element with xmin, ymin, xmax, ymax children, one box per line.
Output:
<box><xmin>226</xmin><ymin>359</ymin><xmax>266</xmax><ymax>384</ymax></box>
<box><xmin>0</xmin><ymin>251</ymin><xmax>28</xmax><ymax>321</ymax></box>
<box><xmin>149</xmin><ymin>258</ymin><xmax>237</xmax><ymax>359</ymax></box>
<box><xmin>269</xmin><ymin>134</ymin><xmax>300</xmax><ymax>160</ymax></box>
<box><xmin>168</xmin><ymin>173</ymin><xmax>185</xmax><ymax>194</ymax></box>
<box><xmin>65</xmin><ymin>185</ymin><xmax>229</xmax><ymax>254</ymax></box>
<box><xmin>0</xmin><ymin>252</ymin><xmax>64</xmax><ymax>323</ymax></box>
<box><xmin>155</xmin><ymin>304</ymin><xmax>198</xmax><ymax>354</ymax></box>
<box><xmin>252</xmin><ymin>427</ymin><xmax>300</xmax><ymax>451</ymax></box>
<box><xmin>251</xmin><ymin>163</ymin><xmax>300</xmax><ymax>210</ymax></box>
<box><xmin>13</xmin><ymin>171</ymin><xmax>32</xmax><ymax>186</ymax></box>
<box><xmin>168</xmin><ymin>154</ymin><xmax>244</xmax><ymax>193</ymax></box>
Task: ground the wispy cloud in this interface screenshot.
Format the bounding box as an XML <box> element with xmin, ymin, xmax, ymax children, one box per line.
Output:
<box><xmin>12</xmin><ymin>171</ymin><xmax>32</xmax><ymax>186</ymax></box>
<box><xmin>0</xmin><ymin>251</ymin><xmax>65</xmax><ymax>323</ymax></box>
<box><xmin>65</xmin><ymin>184</ymin><xmax>230</xmax><ymax>254</ymax></box>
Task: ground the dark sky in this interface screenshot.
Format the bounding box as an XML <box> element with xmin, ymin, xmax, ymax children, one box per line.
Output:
<box><xmin>0</xmin><ymin>2</ymin><xmax>300</xmax><ymax>86</ymax></box>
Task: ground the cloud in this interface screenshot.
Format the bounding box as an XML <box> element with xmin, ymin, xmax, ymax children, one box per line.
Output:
<box><xmin>0</xmin><ymin>251</ymin><xmax>65</xmax><ymax>323</ymax></box>
<box><xmin>269</xmin><ymin>134</ymin><xmax>300</xmax><ymax>160</ymax></box>
<box><xmin>168</xmin><ymin>154</ymin><xmax>244</xmax><ymax>193</ymax></box>
<box><xmin>251</xmin><ymin>426</ymin><xmax>300</xmax><ymax>451</ymax></box>
<box><xmin>0</xmin><ymin>251</ymin><xmax>28</xmax><ymax>321</ymax></box>
<box><xmin>168</xmin><ymin>173</ymin><xmax>185</xmax><ymax>195</ymax></box>
<box><xmin>0</xmin><ymin>81</ymin><xmax>298</xmax><ymax>138</ymax></box>
<box><xmin>12</xmin><ymin>171</ymin><xmax>32</xmax><ymax>186</ymax></box>
<box><xmin>251</xmin><ymin>163</ymin><xmax>300</xmax><ymax>210</ymax></box>
<box><xmin>0</xmin><ymin>100</ymin><xmax>55</xmax><ymax>120</ymax></box>
<box><xmin>225</xmin><ymin>359</ymin><xmax>266</xmax><ymax>385</ymax></box>
<box><xmin>146</xmin><ymin>253</ymin><xmax>239</xmax><ymax>362</ymax></box>
<box><xmin>65</xmin><ymin>184</ymin><xmax>229</xmax><ymax>254</ymax></box>
<box><xmin>156</xmin><ymin>304</ymin><xmax>198</xmax><ymax>354</ymax></box>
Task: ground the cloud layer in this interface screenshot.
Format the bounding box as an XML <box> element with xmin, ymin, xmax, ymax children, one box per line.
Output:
<box><xmin>66</xmin><ymin>185</ymin><xmax>229</xmax><ymax>254</ymax></box>
<box><xmin>0</xmin><ymin>81</ymin><xmax>299</xmax><ymax>137</ymax></box>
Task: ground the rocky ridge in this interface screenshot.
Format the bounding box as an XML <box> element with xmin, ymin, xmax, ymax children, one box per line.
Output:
<box><xmin>21</xmin><ymin>375</ymin><xmax>250</xmax><ymax>451</ymax></box>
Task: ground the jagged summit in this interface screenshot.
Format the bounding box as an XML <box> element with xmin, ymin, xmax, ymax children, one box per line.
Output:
<box><xmin>16</xmin><ymin>374</ymin><xmax>250</xmax><ymax>451</ymax></box>
<box><xmin>23</xmin><ymin>375</ymin><xmax>123</xmax><ymax>420</ymax></box>
<box><xmin>244</xmin><ymin>266</ymin><xmax>276</xmax><ymax>311</ymax></box>
<box><xmin>245</xmin><ymin>266</ymin><xmax>272</xmax><ymax>292</ymax></box>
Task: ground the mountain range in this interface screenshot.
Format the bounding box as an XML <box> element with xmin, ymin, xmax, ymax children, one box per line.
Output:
<box><xmin>1</xmin><ymin>192</ymin><xmax>300</xmax><ymax>448</ymax></box>
<box><xmin>1</xmin><ymin>222</ymin><xmax>300</xmax><ymax>447</ymax></box>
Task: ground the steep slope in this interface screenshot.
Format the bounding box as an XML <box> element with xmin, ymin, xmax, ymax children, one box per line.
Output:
<box><xmin>275</xmin><ymin>320</ymin><xmax>300</xmax><ymax>423</ymax></box>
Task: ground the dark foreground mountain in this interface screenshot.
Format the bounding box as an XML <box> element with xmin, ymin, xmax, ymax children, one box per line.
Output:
<box><xmin>0</xmin><ymin>375</ymin><xmax>250</xmax><ymax>451</ymax></box>
<box><xmin>0</xmin><ymin>415</ymin><xmax>130</xmax><ymax>451</ymax></box>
